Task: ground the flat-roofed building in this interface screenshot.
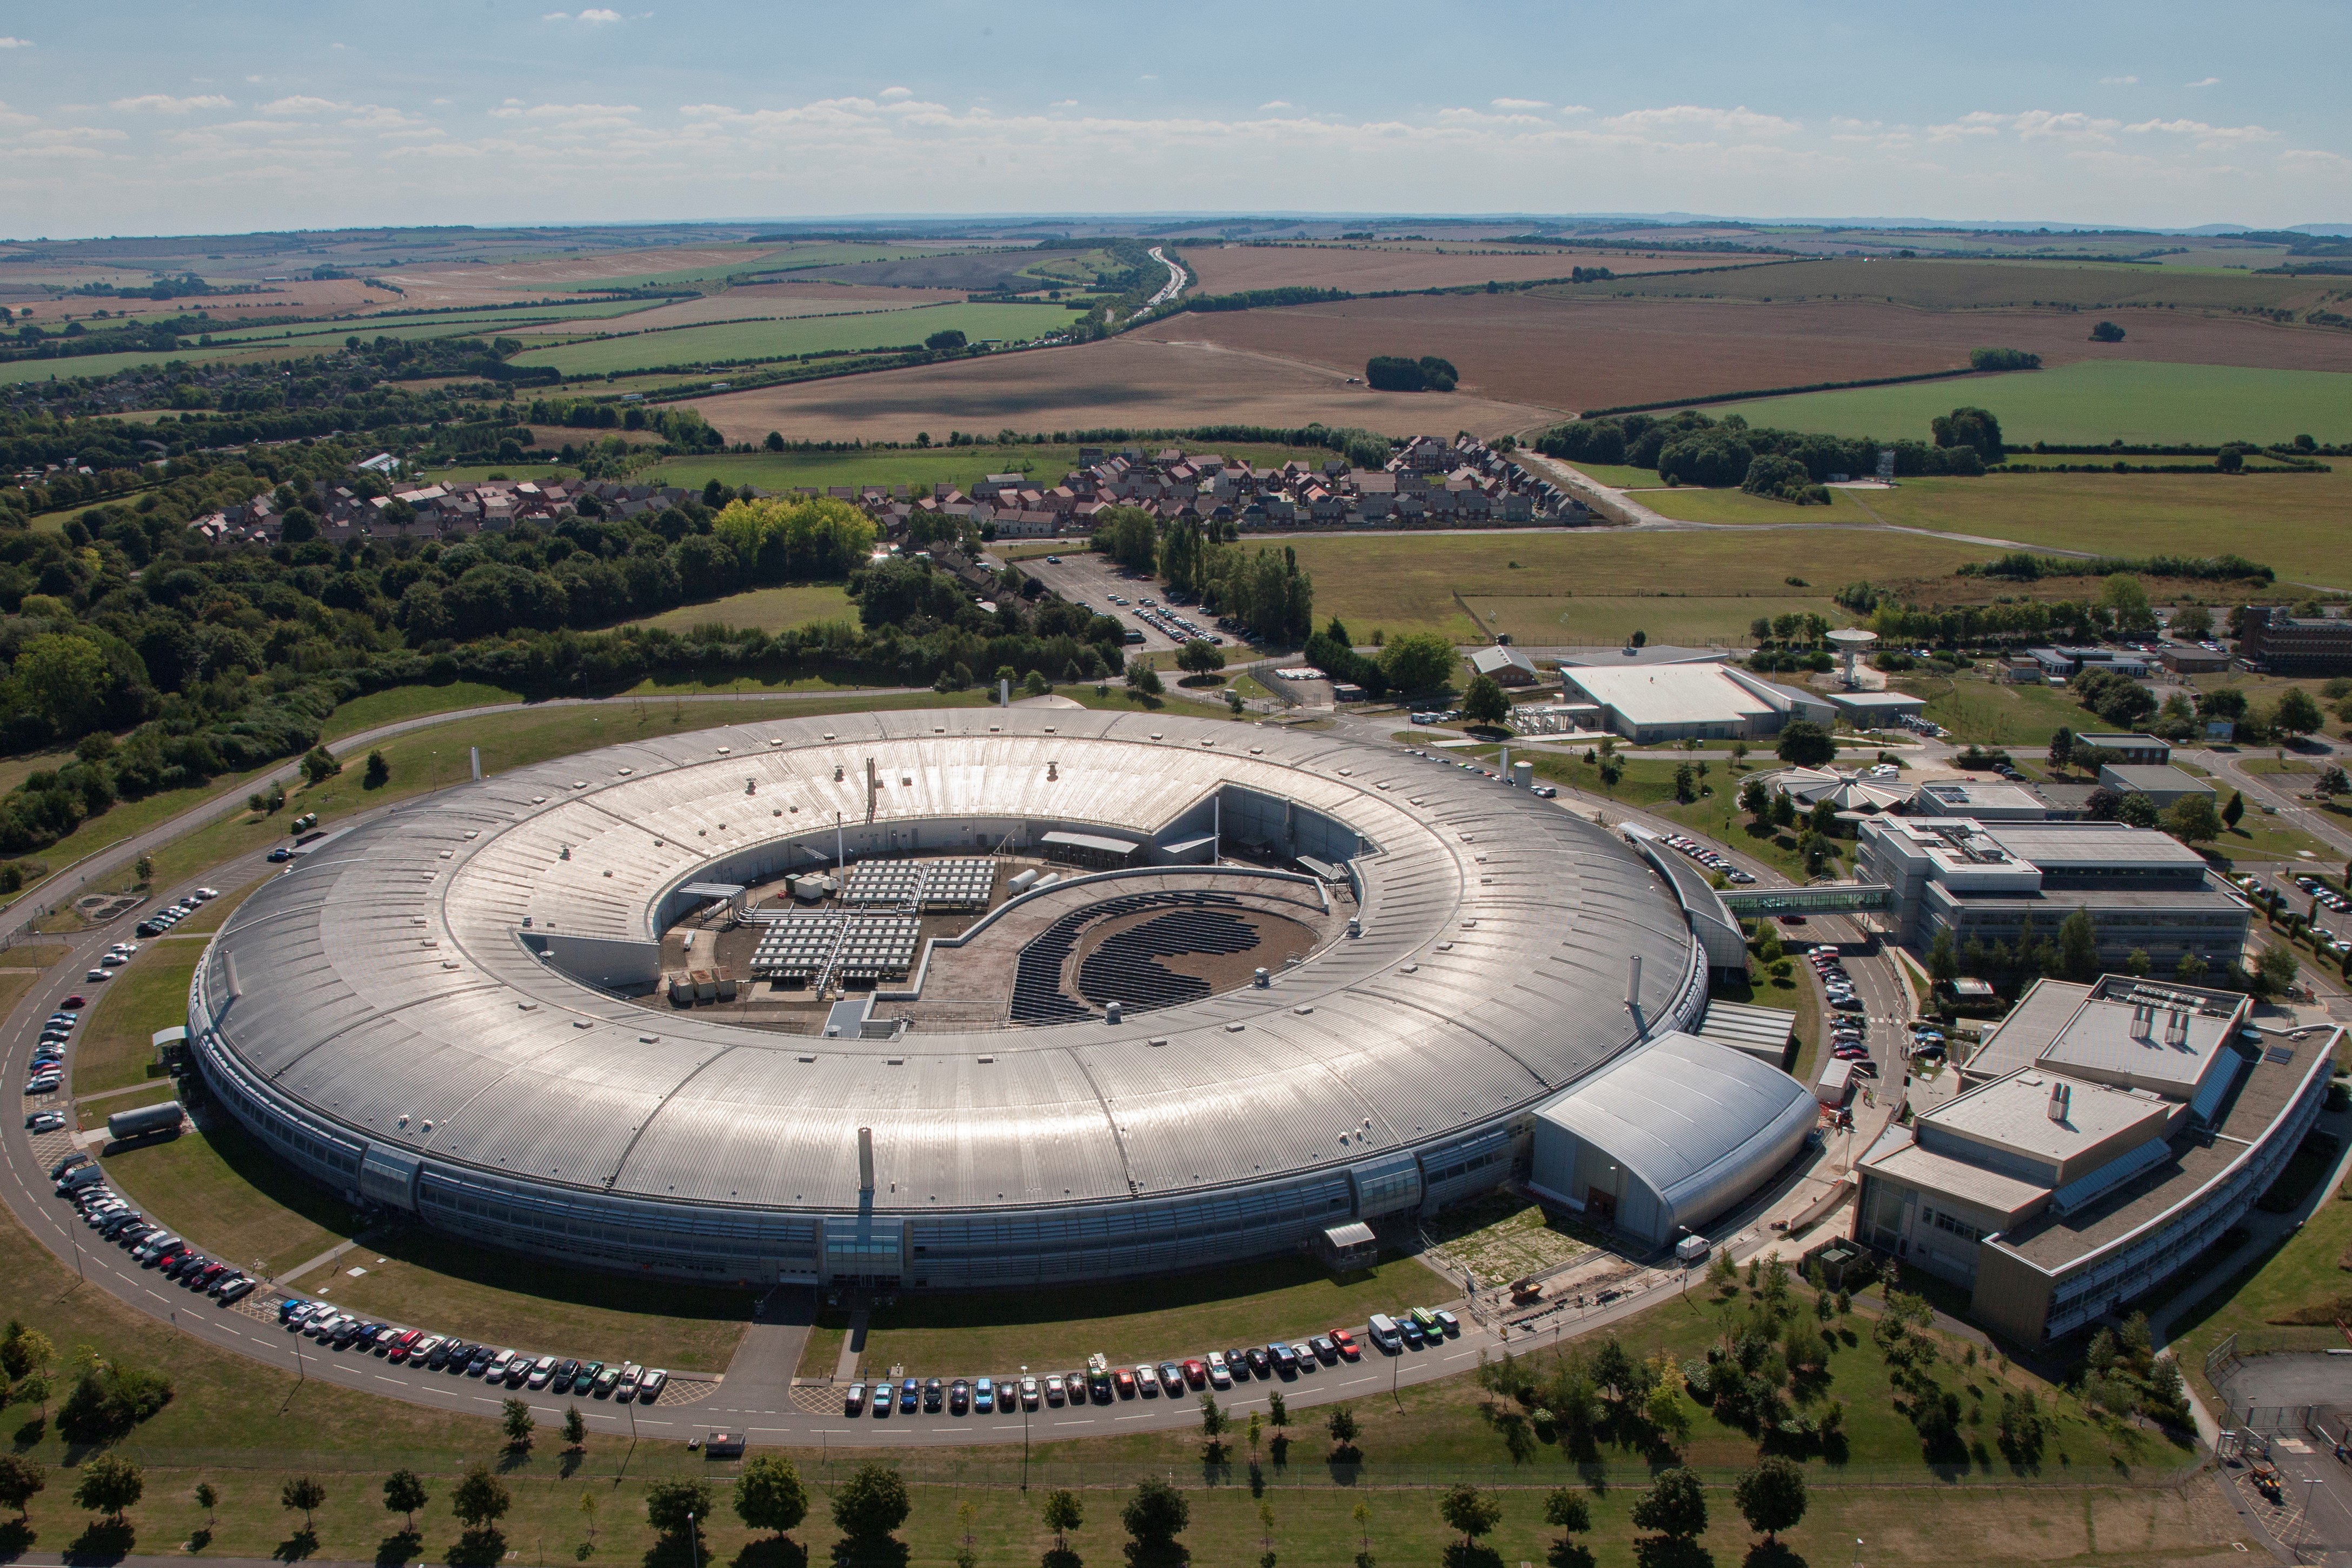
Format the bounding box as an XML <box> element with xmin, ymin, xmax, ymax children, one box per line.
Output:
<box><xmin>1856</xmin><ymin>817</ymin><xmax>2247</xmax><ymax>969</ymax></box>
<box><xmin>1910</xmin><ymin>780</ymin><xmax>2048</xmax><ymax>821</ymax></box>
<box><xmin>2097</xmin><ymin>763</ymin><xmax>2216</xmax><ymax>811</ymax></box>
<box><xmin>1856</xmin><ymin>975</ymin><xmax>2333</xmax><ymax>1343</ymax></box>
<box><xmin>2238</xmin><ymin>605</ymin><xmax>2352</xmax><ymax>676</ymax></box>
<box><xmin>1823</xmin><ymin>690</ymin><xmax>1928</xmax><ymax>726</ymax></box>
<box><xmin>1560</xmin><ymin>663</ymin><xmax>1833</xmax><ymax>745</ymax></box>
<box><xmin>2075</xmin><ymin>733</ymin><xmax>2171</xmax><ymax>766</ymax></box>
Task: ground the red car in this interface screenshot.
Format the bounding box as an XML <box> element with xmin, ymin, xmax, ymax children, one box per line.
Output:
<box><xmin>59</xmin><ymin>994</ymin><xmax>88</xmax><ymax>1009</ymax></box>
<box><xmin>1112</xmin><ymin>1368</ymin><xmax>1137</xmax><ymax>1398</ymax></box>
<box><xmin>1181</xmin><ymin>1358</ymin><xmax>1206</xmax><ymax>1388</ymax></box>
<box><xmin>1330</xmin><ymin>1328</ymin><xmax>1360</xmax><ymax>1361</ymax></box>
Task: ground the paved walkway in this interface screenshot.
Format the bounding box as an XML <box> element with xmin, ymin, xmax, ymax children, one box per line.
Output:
<box><xmin>834</xmin><ymin>1306</ymin><xmax>872</xmax><ymax>1381</ymax></box>
<box><xmin>713</xmin><ymin>1287</ymin><xmax>814</xmax><ymax>1413</ymax></box>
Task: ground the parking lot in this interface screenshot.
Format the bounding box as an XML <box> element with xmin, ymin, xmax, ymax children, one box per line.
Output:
<box><xmin>2250</xmin><ymin>863</ymin><xmax>2352</xmax><ymax>965</ymax></box>
<box><xmin>1012</xmin><ymin>552</ymin><xmax>1186</xmax><ymax>654</ymax></box>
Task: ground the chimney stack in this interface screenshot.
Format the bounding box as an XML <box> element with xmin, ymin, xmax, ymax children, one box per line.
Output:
<box><xmin>2047</xmin><ymin>1080</ymin><xmax>2070</xmax><ymax>1122</ymax></box>
<box><xmin>857</xmin><ymin>1126</ymin><xmax>874</xmax><ymax>1194</ymax></box>
<box><xmin>1626</xmin><ymin>953</ymin><xmax>1643</xmax><ymax>1010</ymax></box>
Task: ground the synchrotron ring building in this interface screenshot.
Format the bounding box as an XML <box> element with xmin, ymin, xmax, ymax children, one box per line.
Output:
<box><xmin>191</xmin><ymin>708</ymin><xmax>1716</xmax><ymax>1288</ymax></box>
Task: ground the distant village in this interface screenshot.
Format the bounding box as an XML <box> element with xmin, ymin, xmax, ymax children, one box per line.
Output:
<box><xmin>181</xmin><ymin>433</ymin><xmax>1586</xmax><ymax>549</ymax></box>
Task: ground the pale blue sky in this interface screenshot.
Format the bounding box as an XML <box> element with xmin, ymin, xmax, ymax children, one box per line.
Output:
<box><xmin>3</xmin><ymin>1</ymin><xmax>2347</xmax><ymax>237</ymax></box>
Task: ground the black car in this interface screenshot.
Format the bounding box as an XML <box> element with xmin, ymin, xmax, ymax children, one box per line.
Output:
<box><xmin>426</xmin><ymin>1340</ymin><xmax>455</xmax><ymax>1370</ymax></box>
<box><xmin>1244</xmin><ymin>1346</ymin><xmax>1272</xmax><ymax>1378</ymax></box>
<box><xmin>99</xmin><ymin>1213</ymin><xmax>142</xmax><ymax>1239</ymax></box>
<box><xmin>1270</xmin><ymin>1343</ymin><xmax>1299</xmax><ymax>1376</ymax></box>
<box><xmin>1226</xmin><ymin>1347</ymin><xmax>1252</xmax><ymax>1381</ymax></box>
<box><xmin>554</xmin><ymin>1358</ymin><xmax>580</xmax><ymax>1386</ymax></box>
<box><xmin>331</xmin><ymin>1321</ymin><xmax>364</xmax><ymax>1349</ymax></box>
<box><xmin>467</xmin><ymin>1347</ymin><xmax>495</xmax><ymax>1376</ymax></box>
<box><xmin>924</xmin><ymin>1378</ymin><xmax>944</xmax><ymax>1412</ymax></box>
<box><xmin>949</xmin><ymin>1379</ymin><xmax>970</xmax><ymax>1414</ymax></box>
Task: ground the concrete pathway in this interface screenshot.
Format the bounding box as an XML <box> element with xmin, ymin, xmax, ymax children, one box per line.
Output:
<box><xmin>834</xmin><ymin>1305</ymin><xmax>872</xmax><ymax>1381</ymax></box>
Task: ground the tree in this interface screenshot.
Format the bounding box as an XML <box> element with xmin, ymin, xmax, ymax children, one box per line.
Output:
<box><xmin>194</xmin><ymin>1481</ymin><xmax>217</xmax><ymax>1526</ymax></box>
<box><xmin>645</xmin><ymin>1478</ymin><xmax>714</xmax><ymax>1542</ymax></box>
<box><xmin>1042</xmin><ymin>1489</ymin><xmax>1083</xmax><ymax>1552</ymax></box>
<box><xmin>1740</xmin><ymin>776</ymin><xmax>1771</xmax><ymax>820</ymax></box>
<box><xmin>925</xmin><ymin>328</ymin><xmax>968</xmax><ymax>355</ymax></box>
<box><xmin>1380</xmin><ymin>631</ymin><xmax>1458</xmax><ymax>693</ymax></box>
<box><xmin>2114</xmin><ymin>792</ymin><xmax>2161</xmax><ymax>829</ymax></box>
<box><xmin>364</xmin><ymin>750</ymin><xmax>390</xmax><ymax>788</ymax></box>
<box><xmin>1124</xmin><ymin>656</ymin><xmax>1164</xmax><ymax>699</ymax></box>
<box><xmin>1440</xmin><ymin>1483</ymin><xmax>1503</xmax><ymax>1545</ymax></box>
<box><xmin>0</xmin><ymin>1455</ymin><xmax>44</xmax><ymax>1520</ymax></box>
<box><xmin>1931</xmin><ymin>406</ymin><xmax>2005</xmax><ymax>463</ymax></box>
<box><xmin>1630</xmin><ymin>1467</ymin><xmax>1707</xmax><ymax>1541</ymax></box>
<box><xmin>75</xmin><ymin>1454</ymin><xmax>142</xmax><ymax>1523</ymax></box>
<box><xmin>1461</xmin><ymin>673</ymin><xmax>1510</xmax><ymax>726</ymax></box>
<box><xmin>2097</xmin><ymin>574</ymin><xmax>2154</xmax><ymax>633</ymax></box>
<box><xmin>1734</xmin><ymin>1456</ymin><xmax>1808</xmax><ymax>1544</ymax></box>
<box><xmin>2056</xmin><ymin>908</ymin><xmax>2099</xmax><ymax>983</ymax></box>
<box><xmin>1927</xmin><ymin>927</ymin><xmax>1959</xmax><ymax>987</ymax></box>
<box><xmin>1326</xmin><ymin>1403</ymin><xmax>1360</xmax><ymax>1457</ymax></box>
<box><xmin>1177</xmin><ymin>639</ymin><xmax>1225</xmax><ymax>678</ymax></box>
<box><xmin>1775</xmin><ymin>720</ymin><xmax>1836</xmax><ymax>768</ymax></box>
<box><xmin>451</xmin><ymin>1466</ymin><xmax>511</xmax><ymax>1531</ymax></box>
<box><xmin>562</xmin><ymin>1405</ymin><xmax>586</xmax><ymax>1447</ymax></box>
<box><xmin>1</xmin><ymin>1324</ymin><xmax>53</xmax><ymax>1381</ymax></box>
<box><xmin>2089</xmin><ymin>320</ymin><xmax>2127</xmax><ymax>343</ymax></box>
<box><xmin>2222</xmin><ymin>789</ymin><xmax>2245</xmax><ymax>829</ymax></box>
<box><xmin>1198</xmin><ymin>1390</ymin><xmax>1230</xmax><ymax>1459</ymax></box>
<box><xmin>733</xmin><ymin>1454</ymin><xmax>808</xmax><ymax>1539</ymax></box>
<box><xmin>2171</xmin><ymin>606</ymin><xmax>2213</xmax><ymax>638</ymax></box>
<box><xmin>2165</xmin><ymin>794</ymin><xmax>2223</xmax><ymax>845</ymax></box>
<box><xmin>299</xmin><ymin>745</ymin><xmax>341</xmax><ymax>787</ymax></box>
<box><xmin>383</xmin><ymin>1470</ymin><xmax>429</xmax><ymax>1532</ymax></box>
<box><xmin>2256</xmin><ymin>943</ymin><xmax>2299</xmax><ymax>999</ymax></box>
<box><xmin>1645</xmin><ymin>1377</ymin><xmax>1692</xmax><ymax>1443</ymax></box>
<box><xmin>2275</xmin><ymin>686</ymin><xmax>2324</xmax><ymax>738</ymax></box>
<box><xmin>1543</xmin><ymin>1486</ymin><xmax>1591</xmax><ymax>1546</ymax></box>
<box><xmin>134</xmin><ymin>852</ymin><xmax>153</xmax><ymax>884</ymax></box>
<box><xmin>1122</xmin><ymin>1476</ymin><xmax>1190</xmax><ymax>1553</ymax></box>
<box><xmin>281</xmin><ymin>1476</ymin><xmax>327</xmax><ymax>1533</ymax></box>
<box><xmin>830</xmin><ymin>1462</ymin><xmax>909</xmax><ymax>1542</ymax></box>
<box><xmin>501</xmin><ymin>1397</ymin><xmax>534</xmax><ymax>1451</ymax></box>
<box><xmin>2047</xmin><ymin>726</ymin><xmax>2075</xmax><ymax>769</ymax></box>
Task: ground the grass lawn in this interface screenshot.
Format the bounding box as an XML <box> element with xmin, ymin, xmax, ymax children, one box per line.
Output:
<box><xmin>0</xmin><ymin>967</ymin><xmax>35</xmax><ymax>1026</ymax></box>
<box><xmin>808</xmin><ymin>1255</ymin><xmax>1443</xmax><ymax>1380</ymax></box>
<box><xmin>103</xmin><ymin>1116</ymin><xmax>354</xmax><ymax>1280</ymax></box>
<box><xmin>1899</xmin><ymin>670</ymin><xmax>2101</xmax><ymax>746</ymax></box>
<box><xmin>162</xmin><ymin>876</ymin><xmax>269</xmax><ymax>934</ymax></box>
<box><xmin>1851</xmin><ymin>463</ymin><xmax>2352</xmax><ymax>589</ymax></box>
<box><xmin>627</xmin><ymin>582</ymin><xmax>856</xmax><ymax>633</ymax></box>
<box><xmin>1462</xmin><ymin>593</ymin><xmax>1851</xmax><ymax>648</ymax></box>
<box><xmin>509</xmin><ymin>302</ymin><xmax>1075</xmax><ymax>376</ymax></box>
<box><xmin>316</xmin><ymin>1230</ymin><xmax>752</xmax><ymax>1372</ymax></box>
<box><xmin>72</xmin><ymin>943</ymin><xmax>203</xmax><ymax>1093</ymax></box>
<box><xmin>1718</xmin><ymin>358</ymin><xmax>2352</xmax><ymax>446</ymax></box>
<box><xmin>2</xmin><ymin>941</ymin><xmax>69</xmax><ymax>968</ymax></box>
<box><xmin>1283</xmin><ymin>529</ymin><xmax>1992</xmax><ymax>642</ymax></box>
<box><xmin>320</xmin><ymin>680</ymin><xmax>527</xmax><ymax>742</ymax></box>
<box><xmin>1637</xmin><ymin>483</ymin><xmax>1876</xmax><ymax>525</ymax></box>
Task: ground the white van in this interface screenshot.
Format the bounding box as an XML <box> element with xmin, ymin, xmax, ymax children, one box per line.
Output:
<box><xmin>1367</xmin><ymin>1313</ymin><xmax>1402</xmax><ymax>1352</ymax></box>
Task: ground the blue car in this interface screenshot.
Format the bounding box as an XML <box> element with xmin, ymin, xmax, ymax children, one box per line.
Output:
<box><xmin>975</xmin><ymin>1377</ymin><xmax>995</xmax><ymax>1414</ymax></box>
<box><xmin>900</xmin><ymin>1378</ymin><xmax>919</xmax><ymax>1413</ymax></box>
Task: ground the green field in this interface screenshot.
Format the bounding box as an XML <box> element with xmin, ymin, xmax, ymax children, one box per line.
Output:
<box><xmin>1281</xmin><ymin>529</ymin><xmax>1992</xmax><ymax>641</ymax></box>
<box><xmin>1461</xmin><ymin>594</ymin><xmax>1849</xmax><ymax>647</ymax></box>
<box><xmin>508</xmin><ymin>302</ymin><xmax>1076</xmax><ymax>377</ymax></box>
<box><xmin>204</xmin><ymin>299</ymin><xmax>654</xmax><ymax>347</ymax></box>
<box><xmin>1637</xmin><ymin>483</ymin><xmax>1878</xmax><ymax>524</ymax></box>
<box><xmin>1717</xmin><ymin>359</ymin><xmax>2352</xmax><ymax>445</ymax></box>
<box><xmin>103</xmin><ymin>1115</ymin><xmax>355</xmax><ymax>1280</ymax></box>
<box><xmin>1896</xmin><ymin>671</ymin><xmax>2102</xmax><ymax>746</ymax></box>
<box><xmin>628</xmin><ymin>582</ymin><xmax>856</xmax><ymax>633</ymax></box>
<box><xmin>70</xmin><ymin>942</ymin><xmax>204</xmax><ymax>1093</ymax></box>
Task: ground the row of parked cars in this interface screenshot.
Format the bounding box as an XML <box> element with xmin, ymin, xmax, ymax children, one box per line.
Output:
<box><xmin>50</xmin><ymin>1153</ymin><xmax>261</xmax><ymax>1304</ymax></box>
<box><xmin>135</xmin><ymin>886</ymin><xmax>220</xmax><ymax>939</ymax></box>
<box><xmin>1807</xmin><ymin>946</ymin><xmax>1866</xmax><ymax>1014</ymax></box>
<box><xmin>24</xmin><ymin>998</ymin><xmax>88</xmax><ymax>1098</ymax></box>
<box><xmin>842</xmin><ymin>1308</ymin><xmax>1464</xmax><ymax>1418</ymax></box>
<box><xmin>274</xmin><ymin>1298</ymin><xmax>670</xmax><ymax>1404</ymax></box>
<box><xmin>1404</xmin><ymin>749</ymin><xmax>1559</xmax><ymax>799</ymax></box>
<box><xmin>1660</xmin><ymin>832</ymin><xmax>1757</xmax><ymax>886</ymax></box>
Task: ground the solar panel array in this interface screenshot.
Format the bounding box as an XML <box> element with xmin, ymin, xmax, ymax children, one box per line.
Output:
<box><xmin>750</xmin><ymin>914</ymin><xmax>848</xmax><ymax>978</ymax></box>
<box><xmin>840</xmin><ymin>856</ymin><xmax>996</xmax><ymax>911</ymax></box>
<box><xmin>833</xmin><ymin>915</ymin><xmax>922</xmax><ymax>979</ymax></box>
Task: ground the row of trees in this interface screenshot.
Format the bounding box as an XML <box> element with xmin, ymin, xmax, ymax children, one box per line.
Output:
<box><xmin>1537</xmin><ymin>407</ymin><xmax>1995</xmax><ymax>487</ymax></box>
<box><xmin>1090</xmin><ymin>507</ymin><xmax>1317</xmax><ymax>647</ymax></box>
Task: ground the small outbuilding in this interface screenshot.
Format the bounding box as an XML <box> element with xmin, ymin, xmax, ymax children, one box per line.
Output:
<box><xmin>1527</xmin><ymin>1032</ymin><xmax>1818</xmax><ymax>1249</ymax></box>
<box><xmin>1469</xmin><ymin>645</ymin><xmax>1541</xmax><ymax>687</ymax></box>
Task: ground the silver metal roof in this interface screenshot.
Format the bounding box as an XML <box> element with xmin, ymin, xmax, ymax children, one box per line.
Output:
<box><xmin>197</xmin><ymin>708</ymin><xmax>1697</xmax><ymax>1218</ymax></box>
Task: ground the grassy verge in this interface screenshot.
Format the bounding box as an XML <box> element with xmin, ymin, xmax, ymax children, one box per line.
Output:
<box><xmin>1899</xmin><ymin>671</ymin><xmax>2098</xmax><ymax>746</ymax></box>
<box><xmin>0</xmin><ymin>967</ymin><xmax>35</xmax><ymax>1027</ymax></box>
<box><xmin>163</xmin><ymin>876</ymin><xmax>269</xmax><ymax>935</ymax></box>
<box><xmin>320</xmin><ymin>681</ymin><xmax>527</xmax><ymax>742</ymax></box>
<box><xmin>72</xmin><ymin>945</ymin><xmax>203</xmax><ymax>1093</ymax></box>
<box><xmin>627</xmin><ymin>583</ymin><xmax>857</xmax><ymax>634</ymax></box>
<box><xmin>101</xmin><ymin>1117</ymin><xmax>354</xmax><ymax>1280</ymax></box>
<box><xmin>75</xmin><ymin>1079</ymin><xmax>179</xmax><ymax>1131</ymax></box>
<box><xmin>812</xmin><ymin>1255</ymin><xmax>1441</xmax><ymax>1379</ymax></box>
<box><xmin>2</xmin><ymin>941</ymin><xmax>70</xmax><ymax>968</ymax></box>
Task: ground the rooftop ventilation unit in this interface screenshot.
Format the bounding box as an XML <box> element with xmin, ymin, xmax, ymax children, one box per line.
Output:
<box><xmin>2046</xmin><ymin>1079</ymin><xmax>2071</xmax><ymax>1123</ymax></box>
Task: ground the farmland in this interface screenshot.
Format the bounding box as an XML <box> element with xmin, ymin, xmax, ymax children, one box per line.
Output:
<box><xmin>1719</xmin><ymin>358</ymin><xmax>2352</xmax><ymax>445</ymax></box>
<box><xmin>1185</xmin><ymin>240</ymin><xmax>1773</xmax><ymax>294</ymax></box>
<box><xmin>641</xmin><ymin>439</ymin><xmax>1337</xmax><ymax>495</ymax></box>
<box><xmin>1551</xmin><ymin>254</ymin><xmax>2340</xmax><ymax>314</ymax></box>
<box><xmin>1133</xmin><ymin>291</ymin><xmax>2352</xmax><ymax>414</ymax></box>
<box><xmin>523</xmin><ymin>280</ymin><xmax>970</xmax><ymax>332</ymax></box>
<box><xmin>507</xmin><ymin>301</ymin><xmax>1078</xmax><ymax>377</ymax></box>
<box><xmin>683</xmin><ymin>334</ymin><xmax>1565</xmax><ymax>444</ymax></box>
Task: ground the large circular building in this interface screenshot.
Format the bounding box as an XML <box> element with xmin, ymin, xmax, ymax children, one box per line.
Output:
<box><xmin>190</xmin><ymin>707</ymin><xmax>1797</xmax><ymax>1290</ymax></box>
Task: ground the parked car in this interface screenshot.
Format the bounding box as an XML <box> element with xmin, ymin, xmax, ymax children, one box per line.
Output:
<box><xmin>843</xmin><ymin>1383</ymin><xmax>867</xmax><ymax>1416</ymax></box>
<box><xmin>975</xmin><ymin>1376</ymin><xmax>996</xmax><ymax>1413</ymax></box>
<box><xmin>925</xmin><ymin>1377</ymin><xmax>944</xmax><ymax>1412</ymax></box>
<box><xmin>949</xmin><ymin>1378</ymin><xmax>970</xmax><ymax>1414</ymax></box>
<box><xmin>637</xmin><ymin>1368</ymin><xmax>667</xmax><ymax>1403</ymax></box>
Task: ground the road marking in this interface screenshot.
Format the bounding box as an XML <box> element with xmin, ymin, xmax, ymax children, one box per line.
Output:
<box><xmin>1053</xmin><ymin>1419</ymin><xmax>1093</xmax><ymax>1427</ymax></box>
<box><xmin>1114</xmin><ymin>1412</ymin><xmax>1155</xmax><ymax>1421</ymax></box>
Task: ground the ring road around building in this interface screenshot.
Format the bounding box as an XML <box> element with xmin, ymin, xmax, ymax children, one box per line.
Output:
<box><xmin>189</xmin><ymin>708</ymin><xmax>1815</xmax><ymax>1292</ymax></box>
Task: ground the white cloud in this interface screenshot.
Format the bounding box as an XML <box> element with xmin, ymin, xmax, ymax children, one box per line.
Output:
<box><xmin>260</xmin><ymin>96</ymin><xmax>344</xmax><ymax>115</ymax></box>
<box><xmin>878</xmin><ymin>86</ymin><xmax>911</xmax><ymax>101</ymax></box>
<box><xmin>2185</xmin><ymin>76</ymin><xmax>2220</xmax><ymax>87</ymax></box>
<box><xmin>1139</xmin><ymin>74</ymin><xmax>1157</xmax><ymax>81</ymax></box>
<box><xmin>110</xmin><ymin>94</ymin><xmax>233</xmax><ymax>114</ymax></box>
<box><xmin>541</xmin><ymin>6</ymin><xmax>622</xmax><ymax>19</ymax></box>
<box><xmin>1600</xmin><ymin>104</ymin><xmax>1799</xmax><ymax>137</ymax></box>
<box><xmin>0</xmin><ymin>36</ymin><xmax>32</xmax><ymax>48</ymax></box>
<box><xmin>2125</xmin><ymin>116</ymin><xmax>2277</xmax><ymax>149</ymax></box>
<box><xmin>489</xmin><ymin>102</ymin><xmax>642</xmax><ymax>120</ymax></box>
<box><xmin>1050</xmin><ymin>99</ymin><xmax>1077</xmax><ymax>108</ymax></box>
<box><xmin>1260</xmin><ymin>100</ymin><xmax>1292</xmax><ymax>110</ymax></box>
<box><xmin>2098</xmin><ymin>74</ymin><xmax>2137</xmax><ymax>85</ymax></box>
<box><xmin>1491</xmin><ymin>97</ymin><xmax>1548</xmax><ymax>110</ymax></box>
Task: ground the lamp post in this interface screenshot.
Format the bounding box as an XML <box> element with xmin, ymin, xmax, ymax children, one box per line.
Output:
<box><xmin>1020</xmin><ymin>1364</ymin><xmax>1031</xmax><ymax>1492</ymax></box>
<box><xmin>687</xmin><ymin>1513</ymin><xmax>697</xmax><ymax>1568</ymax></box>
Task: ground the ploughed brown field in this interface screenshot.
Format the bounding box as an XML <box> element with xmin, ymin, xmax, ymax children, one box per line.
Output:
<box><xmin>509</xmin><ymin>281</ymin><xmax>970</xmax><ymax>334</ymax></box>
<box><xmin>1131</xmin><ymin>293</ymin><xmax>2352</xmax><ymax>412</ymax></box>
<box><xmin>1185</xmin><ymin>242</ymin><xmax>1773</xmax><ymax>294</ymax></box>
<box><xmin>683</xmin><ymin>335</ymin><xmax>1565</xmax><ymax>444</ymax></box>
